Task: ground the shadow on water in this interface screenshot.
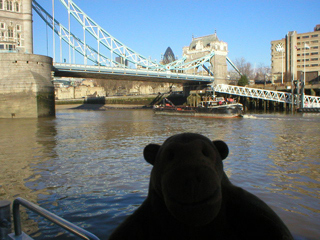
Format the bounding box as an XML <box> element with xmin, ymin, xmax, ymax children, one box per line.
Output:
<box><xmin>71</xmin><ymin>97</ymin><xmax>107</xmax><ymax>110</ymax></box>
<box><xmin>72</xmin><ymin>104</ymin><xmax>107</xmax><ymax>110</ymax></box>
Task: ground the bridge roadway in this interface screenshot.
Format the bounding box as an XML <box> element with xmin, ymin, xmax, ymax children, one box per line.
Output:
<box><xmin>53</xmin><ymin>63</ymin><xmax>213</xmax><ymax>83</ymax></box>
<box><xmin>53</xmin><ymin>63</ymin><xmax>320</xmax><ymax>107</ymax></box>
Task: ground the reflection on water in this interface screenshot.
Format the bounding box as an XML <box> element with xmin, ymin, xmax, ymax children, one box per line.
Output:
<box><xmin>0</xmin><ymin>107</ymin><xmax>319</xmax><ymax>239</ymax></box>
<box><xmin>0</xmin><ymin>117</ymin><xmax>57</xmax><ymax>235</ymax></box>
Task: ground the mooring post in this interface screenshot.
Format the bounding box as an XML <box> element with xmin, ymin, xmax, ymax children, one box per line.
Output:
<box><xmin>0</xmin><ymin>200</ymin><xmax>11</xmax><ymax>240</ymax></box>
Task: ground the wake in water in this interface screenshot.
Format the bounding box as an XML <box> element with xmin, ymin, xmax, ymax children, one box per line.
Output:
<box><xmin>242</xmin><ymin>115</ymin><xmax>258</xmax><ymax>119</ymax></box>
<box><xmin>242</xmin><ymin>113</ymin><xmax>319</xmax><ymax>122</ymax></box>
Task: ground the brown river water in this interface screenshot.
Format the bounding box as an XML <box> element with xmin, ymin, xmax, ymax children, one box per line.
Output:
<box><xmin>0</xmin><ymin>105</ymin><xmax>319</xmax><ymax>239</ymax></box>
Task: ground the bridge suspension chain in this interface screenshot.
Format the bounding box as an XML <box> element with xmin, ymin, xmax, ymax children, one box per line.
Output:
<box><xmin>58</xmin><ymin>0</ymin><xmax>160</xmax><ymax>69</ymax></box>
<box><xmin>32</xmin><ymin>0</ymin><xmax>122</xmax><ymax>67</ymax></box>
<box><xmin>58</xmin><ymin>0</ymin><xmax>217</xmax><ymax>72</ymax></box>
<box><xmin>33</xmin><ymin>0</ymin><xmax>218</xmax><ymax>73</ymax></box>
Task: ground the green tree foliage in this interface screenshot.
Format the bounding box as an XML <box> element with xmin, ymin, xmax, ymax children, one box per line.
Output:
<box><xmin>238</xmin><ymin>75</ymin><xmax>249</xmax><ymax>86</ymax></box>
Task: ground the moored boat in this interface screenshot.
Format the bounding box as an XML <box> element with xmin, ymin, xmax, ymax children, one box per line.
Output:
<box><xmin>153</xmin><ymin>89</ymin><xmax>243</xmax><ymax>118</ymax></box>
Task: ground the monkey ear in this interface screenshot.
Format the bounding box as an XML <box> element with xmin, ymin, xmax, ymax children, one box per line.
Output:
<box><xmin>212</xmin><ymin>140</ymin><xmax>229</xmax><ymax>160</ymax></box>
<box><xmin>143</xmin><ymin>144</ymin><xmax>161</xmax><ymax>165</ymax></box>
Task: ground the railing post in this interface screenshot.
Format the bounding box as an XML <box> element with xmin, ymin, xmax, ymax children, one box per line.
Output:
<box><xmin>11</xmin><ymin>200</ymin><xmax>22</xmax><ymax>237</ymax></box>
<box><xmin>0</xmin><ymin>200</ymin><xmax>11</xmax><ymax>240</ymax></box>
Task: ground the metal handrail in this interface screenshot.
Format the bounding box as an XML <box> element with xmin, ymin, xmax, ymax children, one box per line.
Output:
<box><xmin>213</xmin><ymin>83</ymin><xmax>320</xmax><ymax>106</ymax></box>
<box><xmin>12</xmin><ymin>197</ymin><xmax>100</xmax><ymax>240</ymax></box>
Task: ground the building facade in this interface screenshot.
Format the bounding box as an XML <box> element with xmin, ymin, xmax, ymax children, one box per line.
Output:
<box><xmin>271</xmin><ymin>25</ymin><xmax>320</xmax><ymax>84</ymax></box>
<box><xmin>0</xmin><ymin>0</ymin><xmax>33</xmax><ymax>53</ymax></box>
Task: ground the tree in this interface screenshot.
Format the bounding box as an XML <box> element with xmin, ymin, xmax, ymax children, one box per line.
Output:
<box><xmin>254</xmin><ymin>63</ymin><xmax>271</xmax><ymax>83</ymax></box>
<box><xmin>238</xmin><ymin>75</ymin><xmax>249</xmax><ymax>86</ymax></box>
<box><xmin>233</xmin><ymin>57</ymin><xmax>254</xmax><ymax>79</ymax></box>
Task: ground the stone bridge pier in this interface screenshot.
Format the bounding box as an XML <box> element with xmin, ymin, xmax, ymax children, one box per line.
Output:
<box><xmin>0</xmin><ymin>0</ymin><xmax>55</xmax><ymax>118</ymax></box>
<box><xmin>0</xmin><ymin>53</ymin><xmax>55</xmax><ymax>118</ymax></box>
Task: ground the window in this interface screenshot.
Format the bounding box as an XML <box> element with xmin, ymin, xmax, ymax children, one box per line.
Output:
<box><xmin>7</xmin><ymin>27</ymin><xmax>13</xmax><ymax>38</ymax></box>
<box><xmin>5</xmin><ymin>0</ymin><xmax>13</xmax><ymax>11</ymax></box>
<box><xmin>16</xmin><ymin>24</ymin><xmax>20</xmax><ymax>31</ymax></box>
<box><xmin>312</xmin><ymin>46</ymin><xmax>319</xmax><ymax>49</ymax></box>
<box><xmin>311</xmin><ymin>34</ymin><xmax>318</xmax><ymax>38</ymax></box>
<box><xmin>311</xmin><ymin>52</ymin><xmax>319</xmax><ymax>55</ymax></box>
<box><xmin>0</xmin><ymin>44</ymin><xmax>4</xmax><ymax>49</ymax></box>
<box><xmin>311</xmin><ymin>64</ymin><xmax>318</xmax><ymax>67</ymax></box>
<box><xmin>302</xmin><ymin>36</ymin><xmax>309</xmax><ymax>39</ymax></box>
<box><xmin>16</xmin><ymin>32</ymin><xmax>21</xmax><ymax>45</ymax></box>
<box><xmin>0</xmin><ymin>0</ymin><xmax>3</xmax><ymax>10</ymax></box>
<box><xmin>8</xmin><ymin>44</ymin><xmax>15</xmax><ymax>50</ymax></box>
<box><xmin>311</xmin><ymin>58</ymin><xmax>318</xmax><ymax>61</ymax></box>
<box><xmin>0</xmin><ymin>22</ymin><xmax>5</xmax><ymax>29</ymax></box>
<box><xmin>14</xmin><ymin>1</ymin><xmax>18</xmax><ymax>12</ymax></box>
<box><xmin>4</xmin><ymin>0</ymin><xmax>13</xmax><ymax>11</ymax></box>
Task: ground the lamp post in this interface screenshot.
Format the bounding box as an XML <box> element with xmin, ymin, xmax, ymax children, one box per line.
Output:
<box><xmin>275</xmin><ymin>43</ymin><xmax>284</xmax><ymax>84</ymax></box>
<box><xmin>304</xmin><ymin>44</ymin><xmax>306</xmax><ymax>86</ymax></box>
<box><xmin>281</xmin><ymin>48</ymin><xmax>284</xmax><ymax>84</ymax></box>
<box><xmin>302</xmin><ymin>43</ymin><xmax>310</xmax><ymax>108</ymax></box>
<box><xmin>52</xmin><ymin>0</ymin><xmax>55</xmax><ymax>62</ymax></box>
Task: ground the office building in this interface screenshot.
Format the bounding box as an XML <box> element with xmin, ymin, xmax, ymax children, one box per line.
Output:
<box><xmin>271</xmin><ymin>24</ymin><xmax>320</xmax><ymax>84</ymax></box>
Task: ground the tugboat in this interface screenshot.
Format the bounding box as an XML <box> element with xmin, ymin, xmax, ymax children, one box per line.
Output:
<box><xmin>153</xmin><ymin>89</ymin><xmax>243</xmax><ymax>118</ymax></box>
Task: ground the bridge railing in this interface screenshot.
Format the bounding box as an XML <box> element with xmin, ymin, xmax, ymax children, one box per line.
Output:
<box><xmin>214</xmin><ymin>84</ymin><xmax>320</xmax><ymax>108</ymax></box>
<box><xmin>304</xmin><ymin>94</ymin><xmax>320</xmax><ymax>108</ymax></box>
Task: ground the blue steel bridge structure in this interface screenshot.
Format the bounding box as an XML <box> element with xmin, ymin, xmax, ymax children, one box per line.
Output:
<box><xmin>32</xmin><ymin>0</ymin><xmax>320</xmax><ymax>108</ymax></box>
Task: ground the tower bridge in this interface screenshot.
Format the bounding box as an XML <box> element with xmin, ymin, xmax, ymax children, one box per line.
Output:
<box><xmin>0</xmin><ymin>0</ymin><xmax>319</xmax><ymax>118</ymax></box>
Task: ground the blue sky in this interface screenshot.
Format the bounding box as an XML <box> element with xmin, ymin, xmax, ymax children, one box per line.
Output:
<box><xmin>32</xmin><ymin>0</ymin><xmax>319</xmax><ymax>68</ymax></box>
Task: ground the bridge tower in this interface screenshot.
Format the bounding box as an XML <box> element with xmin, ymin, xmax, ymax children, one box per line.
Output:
<box><xmin>0</xmin><ymin>0</ymin><xmax>55</xmax><ymax>118</ymax></box>
<box><xmin>183</xmin><ymin>33</ymin><xmax>228</xmax><ymax>84</ymax></box>
<box><xmin>0</xmin><ymin>0</ymin><xmax>33</xmax><ymax>53</ymax></box>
